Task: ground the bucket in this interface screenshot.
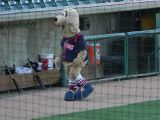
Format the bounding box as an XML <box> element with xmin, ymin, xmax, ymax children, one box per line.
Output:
<box><xmin>41</xmin><ymin>54</ymin><xmax>54</xmax><ymax>70</ymax></box>
<box><xmin>87</xmin><ymin>43</ymin><xmax>100</xmax><ymax>64</ymax></box>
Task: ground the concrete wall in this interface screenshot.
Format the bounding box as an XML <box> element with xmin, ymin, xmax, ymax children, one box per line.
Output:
<box><xmin>82</xmin><ymin>13</ymin><xmax>118</xmax><ymax>35</ymax></box>
<box><xmin>0</xmin><ymin>19</ymin><xmax>61</xmax><ymax>66</ymax></box>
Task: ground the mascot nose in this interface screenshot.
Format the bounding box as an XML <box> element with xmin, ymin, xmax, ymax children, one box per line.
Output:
<box><xmin>53</xmin><ymin>17</ymin><xmax>58</xmax><ymax>22</ymax></box>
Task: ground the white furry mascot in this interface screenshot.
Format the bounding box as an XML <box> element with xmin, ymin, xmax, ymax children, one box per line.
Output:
<box><xmin>54</xmin><ymin>8</ymin><xmax>93</xmax><ymax>101</ymax></box>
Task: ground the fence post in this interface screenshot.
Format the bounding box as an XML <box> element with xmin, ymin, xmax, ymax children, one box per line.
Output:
<box><xmin>93</xmin><ymin>40</ymin><xmax>97</xmax><ymax>80</ymax></box>
<box><xmin>155</xmin><ymin>33</ymin><xmax>159</xmax><ymax>73</ymax></box>
<box><xmin>60</xmin><ymin>63</ymin><xmax>67</xmax><ymax>87</ymax></box>
<box><xmin>125</xmin><ymin>33</ymin><xmax>128</xmax><ymax>77</ymax></box>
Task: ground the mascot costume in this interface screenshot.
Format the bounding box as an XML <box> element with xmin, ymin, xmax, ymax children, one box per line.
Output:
<box><xmin>54</xmin><ymin>8</ymin><xmax>93</xmax><ymax>101</ymax></box>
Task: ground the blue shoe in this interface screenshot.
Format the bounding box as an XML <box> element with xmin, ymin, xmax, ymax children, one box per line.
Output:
<box><xmin>82</xmin><ymin>83</ymin><xmax>93</xmax><ymax>99</ymax></box>
<box><xmin>75</xmin><ymin>89</ymin><xmax>83</xmax><ymax>100</ymax></box>
<box><xmin>64</xmin><ymin>90</ymin><xmax>75</xmax><ymax>101</ymax></box>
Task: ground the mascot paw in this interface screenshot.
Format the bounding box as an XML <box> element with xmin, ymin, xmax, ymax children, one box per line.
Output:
<box><xmin>81</xmin><ymin>83</ymin><xmax>94</xmax><ymax>99</ymax></box>
<box><xmin>55</xmin><ymin>57</ymin><xmax>61</xmax><ymax>68</ymax></box>
<box><xmin>64</xmin><ymin>90</ymin><xmax>75</xmax><ymax>101</ymax></box>
<box><xmin>75</xmin><ymin>89</ymin><xmax>83</xmax><ymax>100</ymax></box>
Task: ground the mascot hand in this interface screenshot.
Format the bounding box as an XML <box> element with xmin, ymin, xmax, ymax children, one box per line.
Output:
<box><xmin>72</xmin><ymin>58</ymin><xmax>83</xmax><ymax>67</ymax></box>
<box><xmin>55</xmin><ymin>57</ymin><xmax>61</xmax><ymax>68</ymax></box>
<box><xmin>72</xmin><ymin>50</ymin><xmax>87</xmax><ymax>67</ymax></box>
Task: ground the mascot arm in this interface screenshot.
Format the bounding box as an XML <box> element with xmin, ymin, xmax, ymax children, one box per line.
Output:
<box><xmin>55</xmin><ymin>48</ymin><xmax>63</xmax><ymax>68</ymax></box>
<box><xmin>72</xmin><ymin>50</ymin><xmax>87</xmax><ymax>67</ymax></box>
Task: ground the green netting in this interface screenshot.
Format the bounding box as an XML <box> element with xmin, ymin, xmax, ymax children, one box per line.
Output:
<box><xmin>0</xmin><ymin>1</ymin><xmax>160</xmax><ymax>120</ymax></box>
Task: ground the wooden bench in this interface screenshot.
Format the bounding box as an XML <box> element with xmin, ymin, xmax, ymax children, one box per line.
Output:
<box><xmin>0</xmin><ymin>68</ymin><xmax>60</xmax><ymax>92</ymax></box>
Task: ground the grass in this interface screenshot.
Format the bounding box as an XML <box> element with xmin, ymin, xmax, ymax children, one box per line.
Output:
<box><xmin>33</xmin><ymin>100</ymin><xmax>160</xmax><ymax>120</ymax></box>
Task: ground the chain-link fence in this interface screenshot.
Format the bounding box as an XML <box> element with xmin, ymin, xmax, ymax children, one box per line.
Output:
<box><xmin>0</xmin><ymin>0</ymin><xmax>160</xmax><ymax>120</ymax></box>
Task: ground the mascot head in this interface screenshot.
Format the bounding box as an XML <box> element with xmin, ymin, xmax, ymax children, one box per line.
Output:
<box><xmin>53</xmin><ymin>8</ymin><xmax>80</xmax><ymax>37</ymax></box>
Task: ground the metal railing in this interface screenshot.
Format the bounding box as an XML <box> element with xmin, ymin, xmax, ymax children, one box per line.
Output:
<box><xmin>0</xmin><ymin>21</ymin><xmax>159</xmax><ymax>87</ymax></box>
<box><xmin>61</xmin><ymin>28</ymin><xmax>160</xmax><ymax>86</ymax></box>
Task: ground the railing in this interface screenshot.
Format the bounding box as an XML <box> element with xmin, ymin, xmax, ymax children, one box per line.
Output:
<box><xmin>82</xmin><ymin>29</ymin><xmax>160</xmax><ymax>82</ymax></box>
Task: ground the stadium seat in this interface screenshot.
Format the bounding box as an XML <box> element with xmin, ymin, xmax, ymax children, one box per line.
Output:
<box><xmin>55</xmin><ymin>0</ymin><xmax>68</xmax><ymax>6</ymax></box>
<box><xmin>90</xmin><ymin>0</ymin><xmax>99</xmax><ymax>3</ymax></box>
<box><xmin>8</xmin><ymin>0</ymin><xmax>22</xmax><ymax>10</ymax></box>
<box><xmin>78</xmin><ymin>0</ymin><xmax>90</xmax><ymax>4</ymax></box>
<box><xmin>20</xmin><ymin>0</ymin><xmax>34</xmax><ymax>9</ymax></box>
<box><xmin>106</xmin><ymin>0</ymin><xmax>111</xmax><ymax>2</ymax></box>
<box><xmin>0</xmin><ymin>0</ymin><xmax>123</xmax><ymax>11</ymax></box>
<box><xmin>66</xmin><ymin>0</ymin><xmax>78</xmax><ymax>5</ymax></box>
<box><xmin>0</xmin><ymin>0</ymin><xmax>10</xmax><ymax>11</ymax></box>
<box><xmin>90</xmin><ymin>0</ymin><xmax>108</xmax><ymax>4</ymax></box>
<box><xmin>114</xmin><ymin>0</ymin><xmax>124</xmax><ymax>2</ymax></box>
<box><xmin>32</xmin><ymin>0</ymin><xmax>45</xmax><ymax>8</ymax></box>
<box><xmin>43</xmin><ymin>0</ymin><xmax>57</xmax><ymax>7</ymax></box>
<box><xmin>97</xmin><ymin>0</ymin><xmax>108</xmax><ymax>3</ymax></box>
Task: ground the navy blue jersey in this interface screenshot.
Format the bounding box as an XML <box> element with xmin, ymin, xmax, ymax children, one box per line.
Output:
<box><xmin>61</xmin><ymin>33</ymin><xmax>88</xmax><ymax>62</ymax></box>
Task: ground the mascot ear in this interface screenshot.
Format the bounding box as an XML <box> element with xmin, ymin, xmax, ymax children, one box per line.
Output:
<box><xmin>61</xmin><ymin>11</ymin><xmax>67</xmax><ymax>17</ymax></box>
<box><xmin>79</xmin><ymin>17</ymin><xmax>90</xmax><ymax>31</ymax></box>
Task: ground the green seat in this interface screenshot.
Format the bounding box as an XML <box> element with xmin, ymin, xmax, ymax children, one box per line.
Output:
<box><xmin>0</xmin><ymin>0</ymin><xmax>10</xmax><ymax>11</ymax></box>
<box><xmin>43</xmin><ymin>0</ymin><xmax>57</xmax><ymax>7</ymax></box>
<box><xmin>66</xmin><ymin>0</ymin><xmax>78</xmax><ymax>5</ymax></box>
<box><xmin>8</xmin><ymin>0</ymin><xmax>22</xmax><ymax>10</ymax></box>
<box><xmin>32</xmin><ymin>0</ymin><xmax>45</xmax><ymax>8</ymax></box>
<box><xmin>55</xmin><ymin>0</ymin><xmax>67</xmax><ymax>6</ymax></box>
<box><xmin>78</xmin><ymin>0</ymin><xmax>90</xmax><ymax>4</ymax></box>
<box><xmin>20</xmin><ymin>0</ymin><xmax>34</xmax><ymax>9</ymax></box>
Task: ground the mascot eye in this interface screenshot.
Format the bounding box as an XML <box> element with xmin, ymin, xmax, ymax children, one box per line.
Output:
<box><xmin>61</xmin><ymin>11</ymin><xmax>65</xmax><ymax>16</ymax></box>
<box><xmin>61</xmin><ymin>11</ymin><xmax>67</xmax><ymax>17</ymax></box>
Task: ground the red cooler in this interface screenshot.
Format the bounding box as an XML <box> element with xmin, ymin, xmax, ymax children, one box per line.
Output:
<box><xmin>87</xmin><ymin>43</ymin><xmax>100</xmax><ymax>64</ymax></box>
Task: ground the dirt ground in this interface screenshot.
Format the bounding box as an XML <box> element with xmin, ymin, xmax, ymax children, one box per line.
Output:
<box><xmin>0</xmin><ymin>75</ymin><xmax>160</xmax><ymax>120</ymax></box>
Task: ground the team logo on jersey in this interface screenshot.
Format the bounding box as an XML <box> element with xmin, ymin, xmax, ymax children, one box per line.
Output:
<box><xmin>64</xmin><ymin>42</ymin><xmax>74</xmax><ymax>50</ymax></box>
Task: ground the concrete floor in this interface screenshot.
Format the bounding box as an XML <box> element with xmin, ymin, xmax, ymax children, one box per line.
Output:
<box><xmin>0</xmin><ymin>75</ymin><xmax>160</xmax><ymax>120</ymax></box>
